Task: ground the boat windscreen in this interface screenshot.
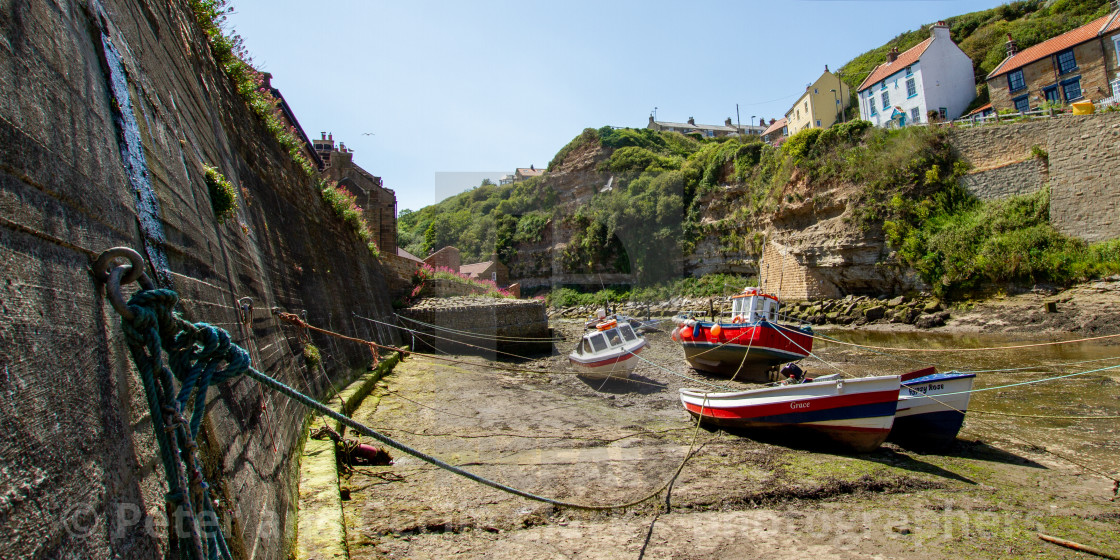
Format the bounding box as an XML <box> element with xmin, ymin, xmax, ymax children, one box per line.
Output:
<box><xmin>589</xmin><ymin>333</ymin><xmax>608</xmax><ymax>352</ymax></box>
<box><xmin>619</xmin><ymin>324</ymin><xmax>637</xmax><ymax>341</ymax></box>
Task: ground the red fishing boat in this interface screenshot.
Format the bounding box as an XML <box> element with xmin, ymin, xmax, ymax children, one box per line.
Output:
<box><xmin>672</xmin><ymin>287</ymin><xmax>813</xmax><ymax>381</ymax></box>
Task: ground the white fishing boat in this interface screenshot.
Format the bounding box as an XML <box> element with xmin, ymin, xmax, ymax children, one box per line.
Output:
<box><xmin>680</xmin><ymin>374</ymin><xmax>901</xmax><ymax>452</ymax></box>
<box><xmin>569</xmin><ymin>319</ymin><xmax>647</xmax><ymax>380</ymax></box>
<box><xmin>889</xmin><ymin>367</ymin><xmax>976</xmax><ymax>447</ymax></box>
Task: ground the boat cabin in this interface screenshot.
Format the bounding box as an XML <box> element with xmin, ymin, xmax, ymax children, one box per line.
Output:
<box><xmin>730</xmin><ymin>288</ymin><xmax>779</xmax><ymax>324</ymax></box>
<box><xmin>577</xmin><ymin>322</ymin><xmax>639</xmax><ymax>355</ymax></box>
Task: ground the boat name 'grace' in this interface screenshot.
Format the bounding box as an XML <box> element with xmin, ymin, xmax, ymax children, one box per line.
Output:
<box><xmin>790</xmin><ymin>401</ymin><xmax>811</xmax><ymax>409</ymax></box>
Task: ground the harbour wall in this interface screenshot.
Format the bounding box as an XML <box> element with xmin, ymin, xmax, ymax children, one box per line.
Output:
<box><xmin>0</xmin><ymin>0</ymin><xmax>398</xmax><ymax>557</ymax></box>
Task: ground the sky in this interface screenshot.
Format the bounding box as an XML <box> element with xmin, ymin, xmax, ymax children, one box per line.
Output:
<box><xmin>226</xmin><ymin>0</ymin><xmax>1009</xmax><ymax>213</ymax></box>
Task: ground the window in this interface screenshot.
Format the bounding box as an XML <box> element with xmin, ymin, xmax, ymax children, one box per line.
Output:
<box><xmin>869</xmin><ymin>96</ymin><xmax>877</xmax><ymax>115</ymax></box>
<box><xmin>1008</xmin><ymin>69</ymin><xmax>1026</xmax><ymax>92</ymax></box>
<box><xmin>1115</xmin><ymin>36</ymin><xmax>1120</xmax><ymax>66</ymax></box>
<box><xmin>816</xmin><ymin>119</ymin><xmax>821</xmax><ymax>127</ymax></box>
<box><xmin>1061</xmin><ymin>76</ymin><xmax>1082</xmax><ymax>101</ymax></box>
<box><xmin>1043</xmin><ymin>84</ymin><xmax>1060</xmax><ymax>104</ymax></box>
<box><xmin>910</xmin><ymin>107</ymin><xmax>921</xmax><ymax>122</ymax></box>
<box><xmin>905</xmin><ymin>65</ymin><xmax>913</xmax><ymax>76</ymax></box>
<box><xmin>814</xmin><ymin>88</ymin><xmax>818</xmax><ymax>94</ymax></box>
<box><xmin>906</xmin><ymin>77</ymin><xmax>917</xmax><ymax>97</ymax></box>
<box><xmin>619</xmin><ymin>324</ymin><xmax>636</xmax><ymax>342</ymax></box>
<box><xmin>589</xmin><ymin>334</ymin><xmax>607</xmax><ymax>352</ymax></box>
<box><xmin>939</xmin><ymin>107</ymin><xmax>948</xmax><ymax>120</ymax></box>
<box><xmin>1057</xmin><ymin>49</ymin><xmax>1077</xmax><ymax>74</ymax></box>
<box><xmin>881</xmin><ymin>89</ymin><xmax>890</xmax><ymax>108</ymax></box>
<box><xmin>1012</xmin><ymin>94</ymin><xmax>1030</xmax><ymax>113</ymax></box>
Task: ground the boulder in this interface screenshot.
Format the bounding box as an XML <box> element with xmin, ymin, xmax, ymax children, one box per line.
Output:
<box><xmin>887</xmin><ymin>295</ymin><xmax>907</xmax><ymax>307</ymax></box>
<box><xmin>864</xmin><ymin>305</ymin><xmax>887</xmax><ymax>321</ymax></box>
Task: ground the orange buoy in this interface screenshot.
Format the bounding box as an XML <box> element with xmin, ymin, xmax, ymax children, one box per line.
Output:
<box><xmin>710</xmin><ymin>324</ymin><xmax>722</xmax><ymax>338</ymax></box>
<box><xmin>680</xmin><ymin>326</ymin><xmax>693</xmax><ymax>339</ymax></box>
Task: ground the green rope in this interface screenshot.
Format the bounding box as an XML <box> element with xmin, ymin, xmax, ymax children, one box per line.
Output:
<box><xmin>122</xmin><ymin>289</ymin><xmax>241</xmax><ymax>560</ymax></box>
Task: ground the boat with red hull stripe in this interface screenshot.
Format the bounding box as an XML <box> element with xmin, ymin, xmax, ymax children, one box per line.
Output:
<box><xmin>680</xmin><ymin>374</ymin><xmax>900</xmax><ymax>452</ymax></box>
<box><xmin>673</xmin><ymin>288</ymin><xmax>812</xmax><ymax>381</ymax></box>
<box><xmin>569</xmin><ymin>320</ymin><xmax>647</xmax><ymax>380</ymax></box>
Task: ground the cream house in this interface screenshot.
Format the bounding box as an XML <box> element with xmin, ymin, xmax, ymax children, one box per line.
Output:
<box><xmin>784</xmin><ymin>67</ymin><xmax>850</xmax><ymax>135</ymax></box>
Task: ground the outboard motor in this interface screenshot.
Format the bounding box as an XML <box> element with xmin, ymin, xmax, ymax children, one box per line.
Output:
<box><xmin>780</xmin><ymin>362</ymin><xmax>805</xmax><ymax>384</ymax></box>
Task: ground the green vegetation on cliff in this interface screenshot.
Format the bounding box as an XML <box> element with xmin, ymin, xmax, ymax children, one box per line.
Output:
<box><xmin>402</xmin><ymin>120</ymin><xmax>1118</xmax><ymax>297</ymax></box>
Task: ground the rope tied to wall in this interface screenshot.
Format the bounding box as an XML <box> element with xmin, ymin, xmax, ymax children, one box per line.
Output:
<box><xmin>95</xmin><ymin>248</ymin><xmax>238</xmax><ymax>560</ymax></box>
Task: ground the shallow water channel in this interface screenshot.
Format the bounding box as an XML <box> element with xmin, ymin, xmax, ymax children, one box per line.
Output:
<box><xmin>812</xmin><ymin>328</ymin><xmax>1120</xmax><ymax>468</ymax></box>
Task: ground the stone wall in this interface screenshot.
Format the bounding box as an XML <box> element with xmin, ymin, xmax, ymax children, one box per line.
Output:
<box><xmin>960</xmin><ymin>158</ymin><xmax>1048</xmax><ymax>200</ymax></box>
<box><xmin>758</xmin><ymin>242</ymin><xmax>842</xmax><ymax>301</ymax></box>
<box><xmin>381</xmin><ymin>252</ymin><xmax>421</xmax><ymax>298</ymax></box>
<box><xmin>424</xmin><ymin>278</ymin><xmax>491</xmax><ymax>297</ymax></box>
<box><xmin>399</xmin><ymin>297</ymin><xmax>551</xmax><ymax>356</ymax></box>
<box><xmin>0</xmin><ymin>1</ymin><xmax>398</xmax><ymax>558</ymax></box>
<box><xmin>948</xmin><ymin>111</ymin><xmax>1120</xmax><ymax>242</ymax></box>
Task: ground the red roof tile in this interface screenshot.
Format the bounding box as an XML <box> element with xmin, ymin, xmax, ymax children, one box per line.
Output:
<box><xmin>857</xmin><ymin>38</ymin><xmax>933</xmax><ymax>92</ymax></box>
<box><xmin>966</xmin><ymin>102</ymin><xmax>992</xmax><ymax>116</ymax></box>
<box><xmin>988</xmin><ymin>14</ymin><xmax>1114</xmax><ymax>78</ymax></box>
<box><xmin>762</xmin><ymin>118</ymin><xmax>787</xmax><ymax>136</ymax></box>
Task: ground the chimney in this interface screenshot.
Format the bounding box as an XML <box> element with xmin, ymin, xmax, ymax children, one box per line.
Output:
<box><xmin>725</xmin><ymin>117</ymin><xmax>733</xmax><ymax>126</ymax></box>
<box><xmin>328</xmin><ymin>132</ymin><xmax>333</xmax><ymax>141</ymax></box>
<box><xmin>321</xmin><ymin>132</ymin><xmax>326</xmax><ymax>140</ymax></box>
<box><xmin>649</xmin><ymin>115</ymin><xmax>655</xmax><ymax>125</ymax></box>
<box><xmin>687</xmin><ymin>116</ymin><xmax>695</xmax><ymax>125</ymax></box>
<box><xmin>1006</xmin><ymin>34</ymin><xmax>1019</xmax><ymax>57</ymax></box>
<box><xmin>886</xmin><ymin>47</ymin><xmax>898</xmax><ymax>63</ymax></box>
<box><xmin>770</xmin><ymin>118</ymin><xmax>776</xmax><ymax>125</ymax></box>
<box><xmin>931</xmin><ymin>21</ymin><xmax>951</xmax><ymax>40</ymax></box>
<box><xmin>824</xmin><ymin>64</ymin><xmax>829</xmax><ymax>73</ymax></box>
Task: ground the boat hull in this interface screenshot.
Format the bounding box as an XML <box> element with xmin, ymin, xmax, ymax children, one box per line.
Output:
<box><xmin>889</xmin><ymin>372</ymin><xmax>976</xmax><ymax>447</ymax></box>
<box><xmin>568</xmin><ymin>340</ymin><xmax>646</xmax><ymax>380</ymax></box>
<box><xmin>678</xmin><ymin>321</ymin><xmax>812</xmax><ymax>381</ymax></box>
<box><xmin>680</xmin><ymin>375</ymin><xmax>900</xmax><ymax>452</ymax></box>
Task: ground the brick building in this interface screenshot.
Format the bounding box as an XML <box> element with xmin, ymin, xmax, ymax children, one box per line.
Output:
<box><xmin>987</xmin><ymin>9</ymin><xmax>1120</xmax><ymax>112</ymax></box>
<box><xmin>314</xmin><ymin>132</ymin><xmax>398</xmax><ymax>254</ymax></box>
<box><xmin>424</xmin><ymin>246</ymin><xmax>461</xmax><ymax>271</ymax></box>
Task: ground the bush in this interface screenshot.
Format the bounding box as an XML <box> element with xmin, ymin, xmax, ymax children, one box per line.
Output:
<box><xmin>203</xmin><ymin>165</ymin><xmax>237</xmax><ymax>223</ymax></box>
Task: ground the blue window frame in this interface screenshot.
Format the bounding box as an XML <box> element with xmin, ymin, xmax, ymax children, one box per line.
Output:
<box><xmin>1061</xmin><ymin>76</ymin><xmax>1082</xmax><ymax>101</ymax></box>
<box><xmin>906</xmin><ymin>77</ymin><xmax>917</xmax><ymax>97</ymax></box>
<box><xmin>1043</xmin><ymin>84</ymin><xmax>1060</xmax><ymax>104</ymax></box>
<box><xmin>881</xmin><ymin>89</ymin><xmax>890</xmax><ymax>108</ymax></box>
<box><xmin>869</xmin><ymin>95</ymin><xmax>877</xmax><ymax>115</ymax></box>
<box><xmin>1057</xmin><ymin>50</ymin><xmax>1077</xmax><ymax>75</ymax></box>
<box><xmin>1008</xmin><ymin>69</ymin><xmax>1026</xmax><ymax>92</ymax></box>
<box><xmin>1012</xmin><ymin>94</ymin><xmax>1030</xmax><ymax>113</ymax></box>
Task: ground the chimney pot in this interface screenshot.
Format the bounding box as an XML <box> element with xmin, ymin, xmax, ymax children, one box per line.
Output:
<box><xmin>1006</xmin><ymin>34</ymin><xmax>1019</xmax><ymax>57</ymax></box>
<box><xmin>687</xmin><ymin>116</ymin><xmax>695</xmax><ymax>125</ymax></box>
<box><xmin>887</xmin><ymin>47</ymin><xmax>898</xmax><ymax>63</ymax></box>
<box><xmin>825</xmin><ymin>64</ymin><xmax>829</xmax><ymax>73</ymax></box>
<box><xmin>328</xmin><ymin>133</ymin><xmax>333</xmax><ymax>141</ymax></box>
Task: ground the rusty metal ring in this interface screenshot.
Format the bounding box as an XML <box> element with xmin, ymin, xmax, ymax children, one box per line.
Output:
<box><xmin>106</xmin><ymin>262</ymin><xmax>155</xmax><ymax>321</ymax></box>
<box><xmin>93</xmin><ymin>247</ymin><xmax>146</xmax><ymax>285</ymax></box>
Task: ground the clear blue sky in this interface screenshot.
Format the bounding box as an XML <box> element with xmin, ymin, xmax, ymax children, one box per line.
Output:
<box><xmin>227</xmin><ymin>0</ymin><xmax>1008</xmax><ymax>213</ymax></box>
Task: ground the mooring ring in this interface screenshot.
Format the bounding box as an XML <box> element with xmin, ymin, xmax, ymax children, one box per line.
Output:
<box><xmin>96</xmin><ymin>247</ymin><xmax>156</xmax><ymax>321</ymax></box>
<box><xmin>93</xmin><ymin>247</ymin><xmax>146</xmax><ymax>285</ymax></box>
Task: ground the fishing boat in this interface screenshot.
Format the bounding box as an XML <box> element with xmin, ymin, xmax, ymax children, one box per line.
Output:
<box><xmin>672</xmin><ymin>287</ymin><xmax>813</xmax><ymax>381</ymax></box>
<box><xmin>679</xmin><ymin>374</ymin><xmax>901</xmax><ymax>452</ymax></box>
<box><xmin>888</xmin><ymin>366</ymin><xmax>976</xmax><ymax>447</ymax></box>
<box><xmin>568</xmin><ymin>319</ymin><xmax>647</xmax><ymax>380</ymax></box>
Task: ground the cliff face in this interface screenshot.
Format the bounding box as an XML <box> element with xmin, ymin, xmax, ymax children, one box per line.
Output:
<box><xmin>0</xmin><ymin>1</ymin><xmax>396</xmax><ymax>557</ymax></box>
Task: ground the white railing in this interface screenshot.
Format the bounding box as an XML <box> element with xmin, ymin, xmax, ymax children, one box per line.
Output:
<box><xmin>1095</xmin><ymin>94</ymin><xmax>1120</xmax><ymax>109</ymax></box>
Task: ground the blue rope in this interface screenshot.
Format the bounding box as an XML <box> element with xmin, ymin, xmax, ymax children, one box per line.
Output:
<box><xmin>121</xmin><ymin>289</ymin><xmax>243</xmax><ymax>560</ymax></box>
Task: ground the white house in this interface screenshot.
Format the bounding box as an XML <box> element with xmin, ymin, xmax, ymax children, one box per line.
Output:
<box><xmin>856</xmin><ymin>22</ymin><xmax>975</xmax><ymax>128</ymax></box>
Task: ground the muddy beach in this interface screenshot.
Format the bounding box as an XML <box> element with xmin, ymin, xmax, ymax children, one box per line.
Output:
<box><xmin>336</xmin><ymin>288</ymin><xmax>1120</xmax><ymax>559</ymax></box>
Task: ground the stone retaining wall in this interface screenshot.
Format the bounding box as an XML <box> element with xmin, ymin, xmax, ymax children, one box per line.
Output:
<box><xmin>400</xmin><ymin>297</ymin><xmax>551</xmax><ymax>356</ymax></box>
<box><xmin>0</xmin><ymin>1</ymin><xmax>398</xmax><ymax>557</ymax></box>
<box><xmin>948</xmin><ymin>112</ymin><xmax>1120</xmax><ymax>242</ymax></box>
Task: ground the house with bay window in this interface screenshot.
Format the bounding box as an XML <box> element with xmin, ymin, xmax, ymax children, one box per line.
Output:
<box><xmin>856</xmin><ymin>22</ymin><xmax>976</xmax><ymax>128</ymax></box>
<box><xmin>987</xmin><ymin>8</ymin><xmax>1120</xmax><ymax>112</ymax></box>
